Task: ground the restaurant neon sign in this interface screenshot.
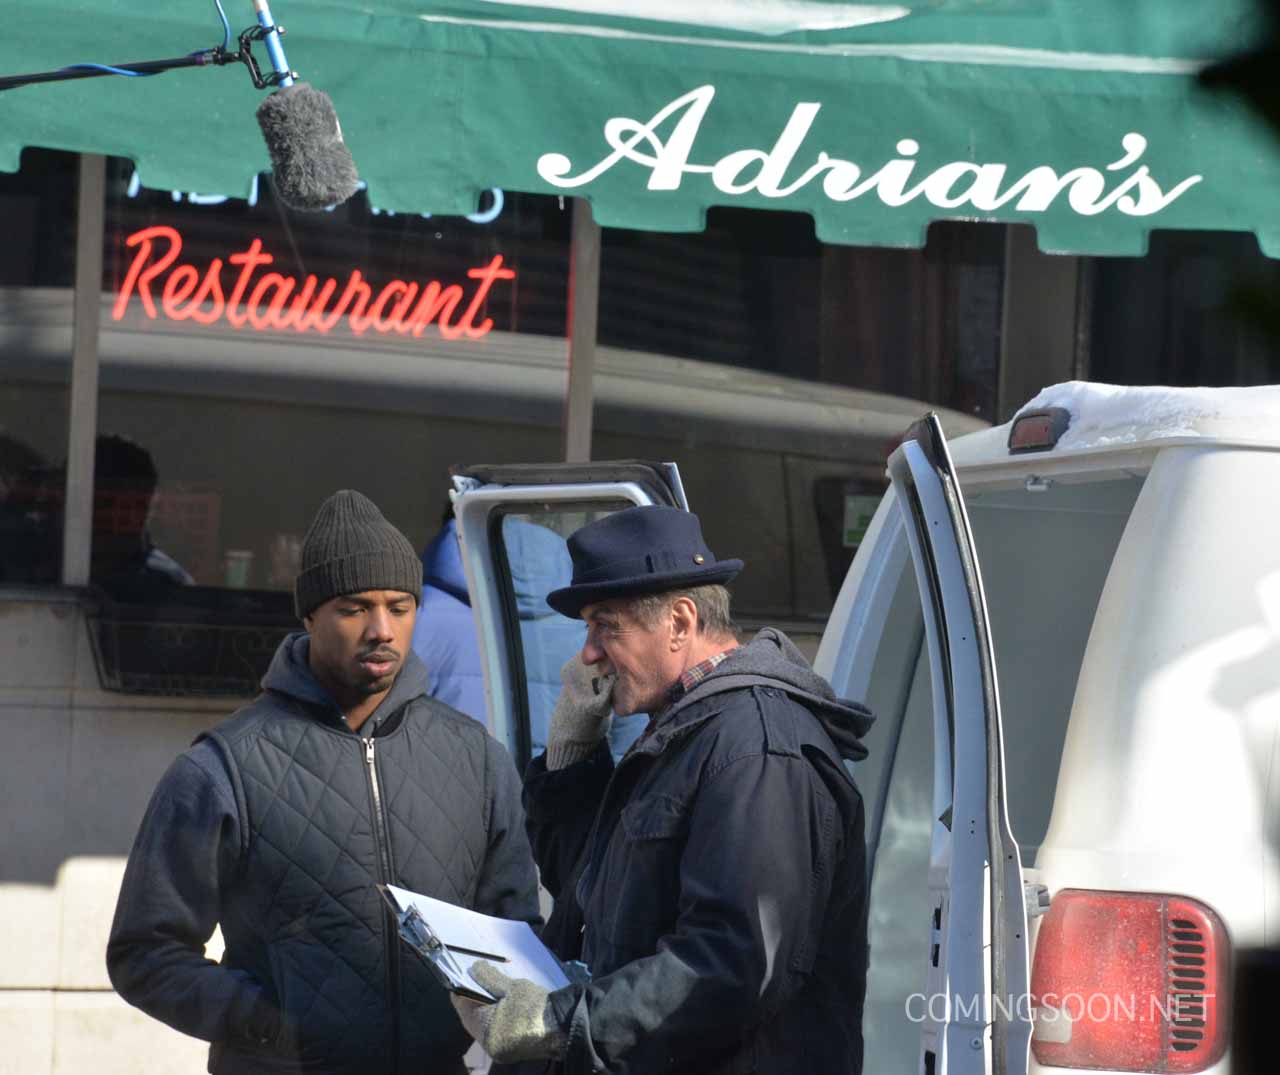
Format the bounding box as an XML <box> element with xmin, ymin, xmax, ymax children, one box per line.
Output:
<box><xmin>112</xmin><ymin>225</ymin><xmax>516</xmax><ymax>341</ymax></box>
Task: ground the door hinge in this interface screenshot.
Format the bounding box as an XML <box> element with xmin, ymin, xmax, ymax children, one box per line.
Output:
<box><xmin>1024</xmin><ymin>881</ymin><xmax>1051</xmax><ymax>918</ymax></box>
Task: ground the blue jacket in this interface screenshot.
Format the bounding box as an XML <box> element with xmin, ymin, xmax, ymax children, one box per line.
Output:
<box><xmin>412</xmin><ymin>519</ymin><xmax>645</xmax><ymax>759</ymax></box>
<box><xmin>412</xmin><ymin>520</ymin><xmax>486</xmax><ymax>717</ymax></box>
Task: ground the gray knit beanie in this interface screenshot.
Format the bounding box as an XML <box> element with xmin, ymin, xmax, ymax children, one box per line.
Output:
<box><xmin>294</xmin><ymin>490</ymin><xmax>422</xmax><ymax>619</ymax></box>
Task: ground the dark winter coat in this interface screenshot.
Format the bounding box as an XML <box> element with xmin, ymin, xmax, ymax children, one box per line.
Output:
<box><xmin>106</xmin><ymin>632</ymin><xmax>540</xmax><ymax>1075</ymax></box>
<box><xmin>523</xmin><ymin>628</ymin><xmax>874</xmax><ymax>1075</ymax></box>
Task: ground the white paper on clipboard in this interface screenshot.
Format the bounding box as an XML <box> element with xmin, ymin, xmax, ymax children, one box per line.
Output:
<box><xmin>383</xmin><ymin>884</ymin><xmax>570</xmax><ymax>1001</ymax></box>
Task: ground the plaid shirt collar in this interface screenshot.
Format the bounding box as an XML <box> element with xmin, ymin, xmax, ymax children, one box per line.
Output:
<box><xmin>666</xmin><ymin>649</ymin><xmax>733</xmax><ymax>707</ymax></box>
<box><xmin>627</xmin><ymin>649</ymin><xmax>736</xmax><ymax>756</ymax></box>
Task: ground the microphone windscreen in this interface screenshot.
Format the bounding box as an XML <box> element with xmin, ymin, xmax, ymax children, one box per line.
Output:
<box><xmin>256</xmin><ymin>82</ymin><xmax>360</xmax><ymax>212</ymax></box>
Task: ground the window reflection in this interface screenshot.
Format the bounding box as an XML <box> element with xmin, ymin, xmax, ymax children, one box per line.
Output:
<box><xmin>0</xmin><ymin>434</ymin><xmax>58</xmax><ymax>584</ymax></box>
<box><xmin>0</xmin><ymin>147</ymin><xmax>78</xmax><ymax>585</ymax></box>
<box><xmin>90</xmin><ymin>434</ymin><xmax>194</xmax><ymax>601</ymax></box>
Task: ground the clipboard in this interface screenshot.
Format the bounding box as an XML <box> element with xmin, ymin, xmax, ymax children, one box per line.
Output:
<box><xmin>379</xmin><ymin>886</ymin><xmax>496</xmax><ymax>1002</ymax></box>
<box><xmin>378</xmin><ymin>884</ymin><xmax>571</xmax><ymax>1003</ymax></box>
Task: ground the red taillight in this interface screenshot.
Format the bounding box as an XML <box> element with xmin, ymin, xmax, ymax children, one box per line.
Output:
<box><xmin>1030</xmin><ymin>890</ymin><xmax>1229</xmax><ymax>1073</ymax></box>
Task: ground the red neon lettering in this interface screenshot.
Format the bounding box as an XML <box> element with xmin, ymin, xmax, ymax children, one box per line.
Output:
<box><xmin>367</xmin><ymin>281</ymin><xmax>417</xmax><ymax>333</ymax></box>
<box><xmin>114</xmin><ymin>225</ymin><xmax>182</xmax><ymax>320</ymax></box>
<box><xmin>246</xmin><ymin>272</ymin><xmax>296</xmax><ymax>331</ymax></box>
<box><xmin>332</xmin><ymin>271</ymin><xmax>375</xmax><ymax>334</ymax></box>
<box><xmin>161</xmin><ymin>265</ymin><xmax>200</xmax><ymax>319</ymax></box>
<box><xmin>458</xmin><ymin>255</ymin><xmax>517</xmax><ymax>338</ymax></box>
<box><xmin>363</xmin><ymin>281</ymin><xmax>405</xmax><ymax>333</ymax></box>
<box><xmin>388</xmin><ymin>284</ymin><xmax>421</xmax><ymax>334</ymax></box>
<box><xmin>184</xmin><ymin>259</ymin><xmax>227</xmax><ymax>325</ymax></box>
<box><xmin>410</xmin><ymin>282</ymin><xmax>465</xmax><ymax>339</ymax></box>
<box><xmin>292</xmin><ymin>277</ymin><xmax>338</xmax><ymax>333</ymax></box>
<box><xmin>110</xmin><ymin>226</ymin><xmax>514</xmax><ymax>343</ymax></box>
<box><xmin>278</xmin><ymin>275</ymin><xmax>318</xmax><ymax>331</ymax></box>
<box><xmin>225</xmin><ymin>239</ymin><xmax>273</xmax><ymax>327</ymax></box>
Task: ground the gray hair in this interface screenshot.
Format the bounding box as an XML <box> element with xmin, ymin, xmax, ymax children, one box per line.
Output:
<box><xmin>627</xmin><ymin>584</ymin><xmax>737</xmax><ymax>639</ymax></box>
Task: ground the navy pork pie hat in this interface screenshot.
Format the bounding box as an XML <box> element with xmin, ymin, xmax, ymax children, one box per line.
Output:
<box><xmin>546</xmin><ymin>505</ymin><xmax>744</xmax><ymax>619</ymax></box>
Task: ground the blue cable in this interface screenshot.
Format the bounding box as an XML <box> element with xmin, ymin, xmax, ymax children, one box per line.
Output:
<box><xmin>59</xmin><ymin>1</ymin><xmax>232</xmax><ymax>79</ymax></box>
<box><xmin>212</xmin><ymin>0</ymin><xmax>231</xmax><ymax>51</ymax></box>
<box><xmin>60</xmin><ymin>63</ymin><xmax>157</xmax><ymax>78</ymax></box>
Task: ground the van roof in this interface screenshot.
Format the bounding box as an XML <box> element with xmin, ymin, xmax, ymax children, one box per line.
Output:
<box><xmin>950</xmin><ymin>381</ymin><xmax>1280</xmax><ymax>468</ymax></box>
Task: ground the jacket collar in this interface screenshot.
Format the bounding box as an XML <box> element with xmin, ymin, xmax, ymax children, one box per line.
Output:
<box><xmin>261</xmin><ymin>630</ymin><xmax>431</xmax><ymax>733</ymax></box>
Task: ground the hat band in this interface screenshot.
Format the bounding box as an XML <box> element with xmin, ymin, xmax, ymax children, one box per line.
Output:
<box><xmin>573</xmin><ymin>549</ymin><xmax>710</xmax><ymax>584</ymax></box>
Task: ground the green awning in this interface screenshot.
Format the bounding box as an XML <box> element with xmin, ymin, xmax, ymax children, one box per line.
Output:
<box><xmin>3</xmin><ymin>1</ymin><xmax>1278</xmax><ymax>255</ymax></box>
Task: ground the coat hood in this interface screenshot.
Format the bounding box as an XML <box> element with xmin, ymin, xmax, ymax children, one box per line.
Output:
<box><xmin>667</xmin><ymin>627</ymin><xmax>874</xmax><ymax>762</ymax></box>
<box><xmin>504</xmin><ymin>517</ymin><xmax>576</xmax><ymax>620</ymax></box>
<box><xmin>421</xmin><ymin>519</ymin><xmax>470</xmax><ymax>605</ymax></box>
<box><xmin>262</xmin><ymin>630</ymin><xmax>432</xmax><ymax>730</ymax></box>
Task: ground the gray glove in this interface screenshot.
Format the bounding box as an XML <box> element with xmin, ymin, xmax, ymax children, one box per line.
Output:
<box><xmin>450</xmin><ymin>962</ymin><xmax>567</xmax><ymax>1064</ymax></box>
<box><xmin>546</xmin><ymin>656</ymin><xmax>615</xmax><ymax>770</ymax></box>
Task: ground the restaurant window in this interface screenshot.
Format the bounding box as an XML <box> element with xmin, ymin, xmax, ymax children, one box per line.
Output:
<box><xmin>598</xmin><ymin>210</ymin><xmax>1003</xmax><ymax>420</ymax></box>
<box><xmin>593</xmin><ymin>210</ymin><xmax>1004</xmax><ymax>626</ymax></box>
<box><xmin>0</xmin><ymin>148</ymin><xmax>79</xmax><ymax>586</ymax></box>
<box><xmin>87</xmin><ymin>159</ymin><xmax>572</xmax><ymax>693</ymax></box>
<box><xmin>1090</xmin><ymin>229</ymin><xmax>1280</xmax><ymax>387</ymax></box>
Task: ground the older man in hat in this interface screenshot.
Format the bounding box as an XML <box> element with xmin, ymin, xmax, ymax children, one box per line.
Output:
<box><xmin>452</xmin><ymin>505</ymin><xmax>874</xmax><ymax>1075</ymax></box>
<box><xmin>107</xmin><ymin>490</ymin><xmax>540</xmax><ymax>1075</ymax></box>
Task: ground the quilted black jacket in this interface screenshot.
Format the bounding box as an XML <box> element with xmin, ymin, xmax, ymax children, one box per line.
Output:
<box><xmin>107</xmin><ymin>632</ymin><xmax>540</xmax><ymax>1075</ymax></box>
<box><xmin>525</xmin><ymin>629</ymin><xmax>874</xmax><ymax>1075</ymax></box>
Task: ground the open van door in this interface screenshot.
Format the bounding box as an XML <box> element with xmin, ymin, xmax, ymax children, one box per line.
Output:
<box><xmin>886</xmin><ymin>415</ymin><xmax>1032</xmax><ymax>1075</ymax></box>
<box><xmin>449</xmin><ymin>438</ymin><xmax>1029</xmax><ymax>1074</ymax></box>
<box><xmin>448</xmin><ymin>461</ymin><xmax>687</xmax><ymax>768</ymax></box>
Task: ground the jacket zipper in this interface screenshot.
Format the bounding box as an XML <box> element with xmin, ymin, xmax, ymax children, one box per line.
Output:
<box><xmin>366</xmin><ymin>737</ymin><xmax>395</xmax><ymax>881</ymax></box>
<box><xmin>365</xmin><ymin>736</ymin><xmax>400</xmax><ymax>1074</ymax></box>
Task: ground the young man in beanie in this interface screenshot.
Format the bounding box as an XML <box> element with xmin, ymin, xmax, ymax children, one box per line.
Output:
<box><xmin>107</xmin><ymin>490</ymin><xmax>540</xmax><ymax>1075</ymax></box>
<box><xmin>451</xmin><ymin>504</ymin><xmax>875</xmax><ymax>1075</ymax></box>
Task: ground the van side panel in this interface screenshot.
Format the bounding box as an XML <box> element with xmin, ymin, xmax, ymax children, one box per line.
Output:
<box><xmin>1038</xmin><ymin>445</ymin><xmax>1280</xmax><ymax>953</ymax></box>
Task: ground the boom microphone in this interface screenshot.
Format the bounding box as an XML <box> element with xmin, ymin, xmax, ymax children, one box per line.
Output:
<box><xmin>251</xmin><ymin>0</ymin><xmax>360</xmax><ymax>212</ymax></box>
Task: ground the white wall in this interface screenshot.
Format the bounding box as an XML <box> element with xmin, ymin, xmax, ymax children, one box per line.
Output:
<box><xmin>0</xmin><ymin>595</ymin><xmax>232</xmax><ymax>1075</ymax></box>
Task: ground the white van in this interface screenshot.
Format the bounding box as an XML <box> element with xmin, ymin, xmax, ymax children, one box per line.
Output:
<box><xmin>449</xmin><ymin>381</ymin><xmax>1280</xmax><ymax>1075</ymax></box>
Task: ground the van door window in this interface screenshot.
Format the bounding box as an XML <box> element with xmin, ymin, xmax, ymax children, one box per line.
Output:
<box><xmin>965</xmin><ymin>474</ymin><xmax>1144</xmax><ymax>858</ymax></box>
<box><xmin>495</xmin><ymin>507</ymin><xmax>647</xmax><ymax>768</ymax></box>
